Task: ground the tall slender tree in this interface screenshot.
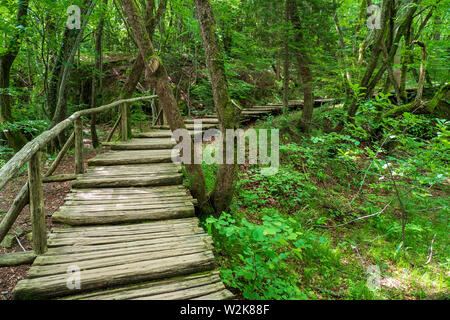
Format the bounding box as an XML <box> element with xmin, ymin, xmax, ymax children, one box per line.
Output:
<box><xmin>287</xmin><ymin>0</ymin><xmax>315</xmax><ymax>133</ymax></box>
<box><xmin>120</xmin><ymin>0</ymin><xmax>212</xmax><ymax>214</ymax></box>
<box><xmin>194</xmin><ymin>0</ymin><xmax>240</xmax><ymax>215</ymax></box>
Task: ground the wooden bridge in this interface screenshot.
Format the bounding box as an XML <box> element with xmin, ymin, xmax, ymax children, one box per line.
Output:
<box><xmin>0</xmin><ymin>96</ymin><xmax>334</xmax><ymax>300</ymax></box>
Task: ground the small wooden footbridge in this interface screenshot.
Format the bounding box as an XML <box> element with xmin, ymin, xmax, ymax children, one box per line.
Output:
<box><xmin>0</xmin><ymin>96</ymin><xmax>332</xmax><ymax>300</ymax></box>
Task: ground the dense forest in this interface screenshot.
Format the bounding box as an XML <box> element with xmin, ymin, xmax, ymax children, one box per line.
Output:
<box><xmin>0</xmin><ymin>0</ymin><xmax>449</xmax><ymax>301</ymax></box>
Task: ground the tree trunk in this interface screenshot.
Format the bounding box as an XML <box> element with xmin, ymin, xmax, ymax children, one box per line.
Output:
<box><xmin>51</xmin><ymin>0</ymin><xmax>96</xmax><ymax>127</ymax></box>
<box><xmin>47</xmin><ymin>0</ymin><xmax>96</xmax><ymax>150</ymax></box>
<box><xmin>118</xmin><ymin>0</ymin><xmax>167</xmax><ymax>139</ymax></box>
<box><xmin>383</xmin><ymin>84</ymin><xmax>449</xmax><ymax>119</ymax></box>
<box><xmin>194</xmin><ymin>0</ymin><xmax>240</xmax><ymax>216</ymax></box>
<box><xmin>287</xmin><ymin>0</ymin><xmax>314</xmax><ymax>133</ymax></box>
<box><xmin>90</xmin><ymin>0</ymin><xmax>108</xmax><ymax>148</ymax></box>
<box><xmin>283</xmin><ymin>0</ymin><xmax>290</xmax><ymax>109</ymax></box>
<box><xmin>120</xmin><ymin>0</ymin><xmax>212</xmax><ymax>215</ymax></box>
<box><xmin>333</xmin><ymin>11</ymin><xmax>352</xmax><ymax>84</ymax></box>
<box><xmin>347</xmin><ymin>0</ymin><xmax>391</xmax><ymax>119</ymax></box>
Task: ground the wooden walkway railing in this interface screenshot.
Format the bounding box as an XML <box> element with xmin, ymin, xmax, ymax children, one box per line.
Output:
<box><xmin>0</xmin><ymin>95</ymin><xmax>157</xmax><ymax>265</ymax></box>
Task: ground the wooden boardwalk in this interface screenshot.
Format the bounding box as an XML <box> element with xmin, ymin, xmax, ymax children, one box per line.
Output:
<box><xmin>12</xmin><ymin>127</ymin><xmax>234</xmax><ymax>300</ymax></box>
<box><xmin>12</xmin><ymin>99</ymin><xmax>333</xmax><ymax>300</ymax></box>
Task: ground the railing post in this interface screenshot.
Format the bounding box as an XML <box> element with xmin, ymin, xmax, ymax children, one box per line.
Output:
<box><xmin>28</xmin><ymin>151</ymin><xmax>47</xmax><ymax>255</ymax></box>
<box><xmin>121</xmin><ymin>102</ymin><xmax>129</xmax><ymax>141</ymax></box>
<box><xmin>75</xmin><ymin>117</ymin><xmax>84</xmax><ymax>174</ymax></box>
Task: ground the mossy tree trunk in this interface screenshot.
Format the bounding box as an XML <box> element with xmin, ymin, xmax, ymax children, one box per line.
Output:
<box><xmin>383</xmin><ymin>84</ymin><xmax>449</xmax><ymax>119</ymax></box>
<box><xmin>48</xmin><ymin>0</ymin><xmax>96</xmax><ymax>150</ymax></box>
<box><xmin>118</xmin><ymin>0</ymin><xmax>167</xmax><ymax>139</ymax></box>
<box><xmin>90</xmin><ymin>0</ymin><xmax>107</xmax><ymax>148</ymax></box>
<box><xmin>194</xmin><ymin>0</ymin><xmax>240</xmax><ymax>216</ymax></box>
<box><xmin>120</xmin><ymin>0</ymin><xmax>212</xmax><ymax>214</ymax></box>
<box><xmin>283</xmin><ymin>0</ymin><xmax>290</xmax><ymax>109</ymax></box>
<box><xmin>287</xmin><ymin>0</ymin><xmax>315</xmax><ymax>133</ymax></box>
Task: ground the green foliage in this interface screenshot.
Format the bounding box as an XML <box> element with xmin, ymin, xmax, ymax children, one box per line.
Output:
<box><xmin>206</xmin><ymin>211</ymin><xmax>338</xmax><ymax>300</ymax></box>
<box><xmin>0</xmin><ymin>120</ymin><xmax>49</xmax><ymax>137</ymax></box>
<box><xmin>0</xmin><ymin>144</ymin><xmax>14</xmax><ymax>168</ymax></box>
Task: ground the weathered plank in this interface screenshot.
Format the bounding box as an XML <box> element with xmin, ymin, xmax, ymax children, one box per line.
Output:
<box><xmin>47</xmin><ymin>223</ymin><xmax>203</xmax><ymax>247</ymax></box>
<box><xmin>34</xmin><ymin>237</ymin><xmax>212</xmax><ymax>266</ymax></box>
<box><xmin>64</xmin><ymin>195</ymin><xmax>194</xmax><ymax>206</ymax></box>
<box><xmin>87</xmin><ymin>150</ymin><xmax>174</xmax><ymax>166</ymax></box>
<box><xmin>86</xmin><ymin>163</ymin><xmax>182</xmax><ymax>174</ymax></box>
<box><xmin>72</xmin><ymin>173</ymin><xmax>183</xmax><ymax>188</ymax></box>
<box><xmin>13</xmin><ymin>251</ymin><xmax>216</xmax><ymax>300</ymax></box>
<box><xmin>133</xmin><ymin>282</ymin><xmax>225</xmax><ymax>300</ymax></box>
<box><xmin>184</xmin><ymin>118</ymin><xmax>220</xmax><ymax>124</ymax></box>
<box><xmin>52</xmin><ymin>204</ymin><xmax>195</xmax><ymax>225</ymax></box>
<box><xmin>50</xmin><ymin>217</ymin><xmax>198</xmax><ymax>234</ymax></box>
<box><xmin>193</xmin><ymin>289</ymin><xmax>235</xmax><ymax>300</ymax></box>
<box><xmin>134</xmin><ymin>131</ymin><xmax>174</xmax><ymax>138</ymax></box>
<box><xmin>60</xmin><ymin>271</ymin><xmax>226</xmax><ymax>300</ymax></box>
<box><xmin>152</xmin><ymin>123</ymin><xmax>218</xmax><ymax>130</ymax></box>
<box><xmin>109</xmin><ymin>138</ymin><xmax>176</xmax><ymax>150</ymax></box>
<box><xmin>68</xmin><ymin>185</ymin><xmax>186</xmax><ymax>194</ymax></box>
<box><xmin>28</xmin><ymin>245</ymin><xmax>213</xmax><ymax>278</ymax></box>
<box><xmin>42</xmin><ymin>234</ymin><xmax>210</xmax><ymax>256</ymax></box>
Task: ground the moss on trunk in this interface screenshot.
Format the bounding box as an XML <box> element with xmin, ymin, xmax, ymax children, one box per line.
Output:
<box><xmin>383</xmin><ymin>84</ymin><xmax>450</xmax><ymax>119</ymax></box>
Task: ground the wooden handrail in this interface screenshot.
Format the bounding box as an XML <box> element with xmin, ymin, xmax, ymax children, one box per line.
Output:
<box><xmin>0</xmin><ymin>95</ymin><xmax>157</xmax><ymax>190</ymax></box>
<box><xmin>0</xmin><ymin>95</ymin><xmax>158</xmax><ymax>257</ymax></box>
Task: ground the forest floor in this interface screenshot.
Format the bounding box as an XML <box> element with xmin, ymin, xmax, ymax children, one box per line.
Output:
<box><xmin>198</xmin><ymin>107</ymin><xmax>449</xmax><ymax>300</ymax></box>
<box><xmin>0</xmin><ymin>124</ymin><xmax>111</xmax><ymax>300</ymax></box>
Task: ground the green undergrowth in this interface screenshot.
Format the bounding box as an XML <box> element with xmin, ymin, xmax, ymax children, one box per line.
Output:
<box><xmin>196</xmin><ymin>99</ymin><xmax>449</xmax><ymax>300</ymax></box>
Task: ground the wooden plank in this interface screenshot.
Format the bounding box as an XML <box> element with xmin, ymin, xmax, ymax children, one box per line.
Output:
<box><xmin>52</xmin><ymin>204</ymin><xmax>195</xmax><ymax>225</ymax></box>
<box><xmin>135</xmin><ymin>130</ymin><xmax>205</xmax><ymax>139</ymax></box>
<box><xmin>72</xmin><ymin>173</ymin><xmax>183</xmax><ymax>188</ymax></box>
<box><xmin>86</xmin><ymin>163</ymin><xmax>182</xmax><ymax>173</ymax></box>
<box><xmin>64</xmin><ymin>195</ymin><xmax>194</xmax><ymax>206</ymax></box>
<box><xmin>34</xmin><ymin>237</ymin><xmax>212</xmax><ymax>266</ymax></box>
<box><xmin>133</xmin><ymin>282</ymin><xmax>225</xmax><ymax>300</ymax></box>
<box><xmin>184</xmin><ymin>119</ymin><xmax>219</xmax><ymax>124</ymax></box>
<box><xmin>192</xmin><ymin>289</ymin><xmax>235</xmax><ymax>300</ymax></box>
<box><xmin>87</xmin><ymin>150</ymin><xmax>174</xmax><ymax>166</ymax></box>
<box><xmin>28</xmin><ymin>151</ymin><xmax>47</xmax><ymax>255</ymax></box>
<box><xmin>28</xmin><ymin>245</ymin><xmax>213</xmax><ymax>278</ymax></box>
<box><xmin>152</xmin><ymin>123</ymin><xmax>218</xmax><ymax>130</ymax></box>
<box><xmin>43</xmin><ymin>234</ymin><xmax>210</xmax><ymax>256</ymax></box>
<box><xmin>51</xmin><ymin>217</ymin><xmax>199</xmax><ymax>234</ymax></box>
<box><xmin>109</xmin><ymin>138</ymin><xmax>176</xmax><ymax>150</ymax></box>
<box><xmin>65</xmin><ymin>193</ymin><xmax>190</xmax><ymax>202</ymax></box>
<box><xmin>69</xmin><ymin>185</ymin><xmax>185</xmax><ymax>192</ymax></box>
<box><xmin>60</xmin><ymin>271</ymin><xmax>222</xmax><ymax>300</ymax></box>
<box><xmin>134</xmin><ymin>131</ymin><xmax>173</xmax><ymax>138</ymax></box>
<box><xmin>13</xmin><ymin>252</ymin><xmax>216</xmax><ymax>300</ymax></box>
<box><xmin>48</xmin><ymin>221</ymin><xmax>201</xmax><ymax>247</ymax></box>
